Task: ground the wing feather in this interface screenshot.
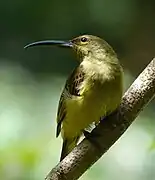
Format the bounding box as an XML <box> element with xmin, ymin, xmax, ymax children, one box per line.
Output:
<box><xmin>56</xmin><ymin>65</ymin><xmax>84</xmax><ymax>137</ymax></box>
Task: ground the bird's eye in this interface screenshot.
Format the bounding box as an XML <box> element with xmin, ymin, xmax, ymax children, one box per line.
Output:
<box><xmin>81</xmin><ymin>37</ymin><xmax>88</xmax><ymax>42</ymax></box>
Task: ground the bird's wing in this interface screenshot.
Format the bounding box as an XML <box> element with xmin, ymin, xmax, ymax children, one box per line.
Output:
<box><xmin>56</xmin><ymin>65</ymin><xmax>85</xmax><ymax>137</ymax></box>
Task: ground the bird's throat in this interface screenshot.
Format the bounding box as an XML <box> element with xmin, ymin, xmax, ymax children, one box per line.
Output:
<box><xmin>81</xmin><ymin>56</ymin><xmax>122</xmax><ymax>82</ymax></box>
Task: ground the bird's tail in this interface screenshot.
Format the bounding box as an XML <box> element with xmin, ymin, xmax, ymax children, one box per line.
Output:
<box><xmin>60</xmin><ymin>136</ymin><xmax>80</xmax><ymax>161</ymax></box>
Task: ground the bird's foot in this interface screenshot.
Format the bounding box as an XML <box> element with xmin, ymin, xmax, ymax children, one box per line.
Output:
<box><xmin>83</xmin><ymin>129</ymin><xmax>102</xmax><ymax>139</ymax></box>
<box><xmin>83</xmin><ymin>130</ymin><xmax>103</xmax><ymax>154</ymax></box>
<box><xmin>83</xmin><ymin>130</ymin><xmax>91</xmax><ymax>138</ymax></box>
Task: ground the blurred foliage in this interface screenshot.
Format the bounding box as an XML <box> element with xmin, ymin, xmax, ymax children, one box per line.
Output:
<box><xmin>0</xmin><ymin>0</ymin><xmax>155</xmax><ymax>179</ymax></box>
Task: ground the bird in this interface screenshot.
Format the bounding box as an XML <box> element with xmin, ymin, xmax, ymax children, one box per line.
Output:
<box><xmin>25</xmin><ymin>35</ymin><xmax>123</xmax><ymax>161</ymax></box>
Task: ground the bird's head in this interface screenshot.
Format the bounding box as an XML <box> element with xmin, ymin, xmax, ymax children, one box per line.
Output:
<box><xmin>24</xmin><ymin>35</ymin><xmax>116</xmax><ymax>61</ymax></box>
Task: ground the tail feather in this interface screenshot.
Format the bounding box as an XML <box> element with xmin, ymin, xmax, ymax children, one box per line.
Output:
<box><xmin>60</xmin><ymin>136</ymin><xmax>80</xmax><ymax>161</ymax></box>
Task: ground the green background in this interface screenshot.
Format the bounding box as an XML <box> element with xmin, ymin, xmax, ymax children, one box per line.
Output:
<box><xmin>0</xmin><ymin>0</ymin><xmax>155</xmax><ymax>179</ymax></box>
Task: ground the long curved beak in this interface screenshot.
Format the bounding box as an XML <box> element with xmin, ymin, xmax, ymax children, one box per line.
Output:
<box><xmin>24</xmin><ymin>40</ymin><xmax>73</xmax><ymax>49</ymax></box>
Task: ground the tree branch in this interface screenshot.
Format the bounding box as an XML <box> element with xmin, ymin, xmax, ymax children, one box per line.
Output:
<box><xmin>45</xmin><ymin>58</ymin><xmax>155</xmax><ymax>180</ymax></box>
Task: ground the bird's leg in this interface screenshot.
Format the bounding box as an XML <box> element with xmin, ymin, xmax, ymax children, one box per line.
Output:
<box><xmin>83</xmin><ymin>127</ymin><xmax>101</xmax><ymax>139</ymax></box>
<box><xmin>83</xmin><ymin>129</ymin><xmax>104</xmax><ymax>154</ymax></box>
<box><xmin>83</xmin><ymin>130</ymin><xmax>91</xmax><ymax>138</ymax></box>
<box><xmin>83</xmin><ymin>116</ymin><xmax>106</xmax><ymax>138</ymax></box>
<box><xmin>83</xmin><ymin>116</ymin><xmax>108</xmax><ymax>152</ymax></box>
<box><xmin>83</xmin><ymin>125</ymin><xmax>102</xmax><ymax>152</ymax></box>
